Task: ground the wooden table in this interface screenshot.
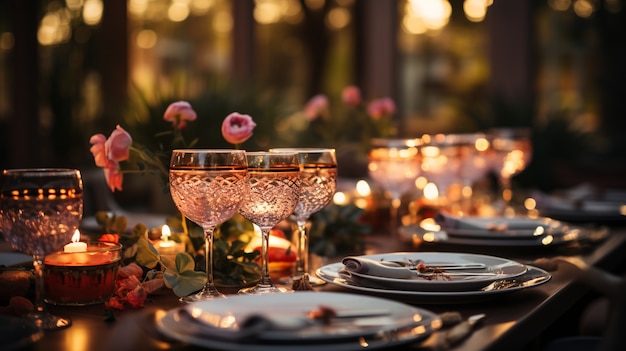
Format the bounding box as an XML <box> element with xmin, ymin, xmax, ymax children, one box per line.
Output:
<box><xmin>5</xmin><ymin>226</ymin><xmax>626</xmax><ymax>351</ymax></box>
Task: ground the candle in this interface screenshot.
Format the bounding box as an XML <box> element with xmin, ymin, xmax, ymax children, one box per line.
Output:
<box><xmin>64</xmin><ymin>229</ymin><xmax>87</xmax><ymax>253</ymax></box>
<box><xmin>155</xmin><ymin>225</ymin><xmax>184</xmax><ymax>255</ymax></box>
<box><xmin>44</xmin><ymin>241</ymin><xmax>122</xmax><ymax>305</ymax></box>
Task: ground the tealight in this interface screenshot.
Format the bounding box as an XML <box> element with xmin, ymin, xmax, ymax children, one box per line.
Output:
<box><xmin>43</xmin><ymin>242</ymin><xmax>122</xmax><ymax>306</ymax></box>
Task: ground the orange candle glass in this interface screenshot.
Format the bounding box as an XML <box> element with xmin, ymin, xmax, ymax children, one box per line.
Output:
<box><xmin>43</xmin><ymin>242</ymin><xmax>122</xmax><ymax>305</ymax></box>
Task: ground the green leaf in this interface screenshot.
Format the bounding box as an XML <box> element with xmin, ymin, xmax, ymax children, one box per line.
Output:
<box><xmin>135</xmin><ymin>237</ymin><xmax>160</xmax><ymax>269</ymax></box>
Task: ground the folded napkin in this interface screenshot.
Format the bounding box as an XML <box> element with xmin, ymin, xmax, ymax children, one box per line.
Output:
<box><xmin>177</xmin><ymin>308</ymin><xmax>309</xmax><ymax>342</ymax></box>
<box><xmin>342</xmin><ymin>256</ymin><xmax>413</xmax><ymax>279</ymax></box>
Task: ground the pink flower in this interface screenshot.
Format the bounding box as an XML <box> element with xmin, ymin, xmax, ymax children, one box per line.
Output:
<box><xmin>221</xmin><ymin>112</ymin><xmax>256</xmax><ymax>145</ymax></box>
<box><xmin>163</xmin><ymin>101</ymin><xmax>197</xmax><ymax>130</ymax></box>
<box><xmin>89</xmin><ymin>125</ymin><xmax>133</xmax><ymax>192</ymax></box>
<box><xmin>367</xmin><ymin>97</ymin><xmax>396</xmax><ymax>120</ymax></box>
<box><xmin>105</xmin><ymin>296</ymin><xmax>125</xmax><ymax>310</ymax></box>
<box><xmin>125</xmin><ymin>285</ymin><xmax>147</xmax><ymax>308</ymax></box>
<box><xmin>341</xmin><ymin>86</ymin><xmax>362</xmax><ymax>107</ymax></box>
<box><xmin>117</xmin><ymin>262</ymin><xmax>144</xmax><ymax>280</ymax></box>
<box><xmin>304</xmin><ymin>94</ymin><xmax>329</xmax><ymax>121</ymax></box>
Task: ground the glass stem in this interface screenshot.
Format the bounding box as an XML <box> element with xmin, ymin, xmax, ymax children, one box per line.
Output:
<box><xmin>500</xmin><ymin>176</ymin><xmax>514</xmax><ymax>216</ymax></box>
<box><xmin>258</xmin><ymin>227</ymin><xmax>274</xmax><ymax>287</ymax></box>
<box><xmin>390</xmin><ymin>195</ymin><xmax>401</xmax><ymax>236</ymax></box>
<box><xmin>201</xmin><ymin>227</ymin><xmax>219</xmax><ymax>294</ymax></box>
<box><xmin>293</xmin><ymin>219</ymin><xmax>308</xmax><ymax>279</ymax></box>
<box><xmin>32</xmin><ymin>258</ymin><xmax>47</xmax><ymax>320</ymax></box>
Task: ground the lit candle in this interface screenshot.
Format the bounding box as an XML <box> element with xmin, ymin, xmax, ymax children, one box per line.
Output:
<box><xmin>64</xmin><ymin>229</ymin><xmax>87</xmax><ymax>253</ymax></box>
<box><xmin>156</xmin><ymin>225</ymin><xmax>184</xmax><ymax>254</ymax></box>
<box><xmin>160</xmin><ymin>225</ymin><xmax>175</xmax><ymax>248</ymax></box>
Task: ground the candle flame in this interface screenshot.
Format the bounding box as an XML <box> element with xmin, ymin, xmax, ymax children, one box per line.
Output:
<box><xmin>71</xmin><ymin>229</ymin><xmax>81</xmax><ymax>243</ymax></box>
<box><xmin>161</xmin><ymin>225</ymin><xmax>171</xmax><ymax>241</ymax></box>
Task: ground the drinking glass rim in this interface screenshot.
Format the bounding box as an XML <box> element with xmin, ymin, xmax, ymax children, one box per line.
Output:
<box><xmin>171</xmin><ymin>149</ymin><xmax>246</xmax><ymax>153</ymax></box>
<box><xmin>268</xmin><ymin>148</ymin><xmax>336</xmax><ymax>153</ymax></box>
<box><xmin>2</xmin><ymin>168</ymin><xmax>81</xmax><ymax>176</ymax></box>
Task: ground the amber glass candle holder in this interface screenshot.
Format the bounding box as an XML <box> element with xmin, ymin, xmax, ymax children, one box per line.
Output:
<box><xmin>43</xmin><ymin>242</ymin><xmax>122</xmax><ymax>306</ymax></box>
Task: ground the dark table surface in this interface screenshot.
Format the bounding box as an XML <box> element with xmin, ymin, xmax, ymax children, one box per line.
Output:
<box><xmin>4</xmin><ymin>224</ymin><xmax>626</xmax><ymax>351</ymax></box>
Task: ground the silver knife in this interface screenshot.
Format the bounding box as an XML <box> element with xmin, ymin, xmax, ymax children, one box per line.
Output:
<box><xmin>444</xmin><ymin>313</ymin><xmax>486</xmax><ymax>346</ymax></box>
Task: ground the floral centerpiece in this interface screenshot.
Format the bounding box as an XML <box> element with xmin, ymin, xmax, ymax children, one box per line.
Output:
<box><xmin>89</xmin><ymin>103</ymin><xmax>261</xmax><ymax>315</ymax></box>
<box><xmin>280</xmin><ymin>85</ymin><xmax>397</xmax><ymax>151</ymax></box>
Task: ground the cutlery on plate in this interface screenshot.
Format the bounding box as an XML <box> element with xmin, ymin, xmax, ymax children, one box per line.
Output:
<box><xmin>444</xmin><ymin>313</ymin><xmax>485</xmax><ymax>346</ymax></box>
<box><xmin>415</xmin><ymin>271</ymin><xmax>503</xmax><ymax>278</ymax></box>
<box><xmin>177</xmin><ymin>306</ymin><xmax>392</xmax><ymax>341</ymax></box>
<box><xmin>387</xmin><ymin>260</ymin><xmax>487</xmax><ymax>271</ymax></box>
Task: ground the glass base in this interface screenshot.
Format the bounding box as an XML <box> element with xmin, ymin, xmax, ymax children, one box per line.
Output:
<box><xmin>280</xmin><ymin>274</ymin><xmax>326</xmax><ymax>287</ymax></box>
<box><xmin>179</xmin><ymin>287</ymin><xmax>227</xmax><ymax>303</ymax></box>
<box><xmin>238</xmin><ymin>284</ymin><xmax>292</xmax><ymax>295</ymax></box>
<box><xmin>31</xmin><ymin>311</ymin><xmax>71</xmax><ymax>330</ymax></box>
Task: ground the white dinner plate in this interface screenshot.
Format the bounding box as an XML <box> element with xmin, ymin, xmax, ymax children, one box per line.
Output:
<box><xmin>156</xmin><ymin>291</ymin><xmax>440</xmax><ymax>351</ymax></box>
<box><xmin>316</xmin><ymin>264</ymin><xmax>551</xmax><ymax>304</ymax></box>
<box><xmin>438</xmin><ymin>216</ymin><xmax>565</xmax><ymax>240</ymax></box>
<box><xmin>338</xmin><ymin>252</ymin><xmax>527</xmax><ymax>292</ymax></box>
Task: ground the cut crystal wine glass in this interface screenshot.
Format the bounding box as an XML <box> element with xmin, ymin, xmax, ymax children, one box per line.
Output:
<box><xmin>169</xmin><ymin>149</ymin><xmax>249</xmax><ymax>302</ymax></box>
<box><xmin>269</xmin><ymin>148</ymin><xmax>337</xmax><ymax>286</ymax></box>
<box><xmin>238</xmin><ymin>152</ymin><xmax>301</xmax><ymax>294</ymax></box>
<box><xmin>0</xmin><ymin>168</ymin><xmax>83</xmax><ymax>330</ymax></box>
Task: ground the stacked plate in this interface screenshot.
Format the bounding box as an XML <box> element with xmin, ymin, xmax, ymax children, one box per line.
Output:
<box><xmin>399</xmin><ymin>213</ymin><xmax>609</xmax><ymax>248</ymax></box>
<box><xmin>156</xmin><ymin>292</ymin><xmax>441</xmax><ymax>350</ymax></box>
<box><xmin>316</xmin><ymin>252</ymin><xmax>551</xmax><ymax>304</ymax></box>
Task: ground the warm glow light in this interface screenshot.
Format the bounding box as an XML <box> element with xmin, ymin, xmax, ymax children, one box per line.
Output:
<box><xmin>419</xmin><ymin>218</ymin><xmax>441</xmax><ymax>231</ymax></box>
<box><xmin>333</xmin><ymin>192</ymin><xmax>350</xmax><ymax>206</ymax></box>
<box><xmin>408</xmin><ymin>0</ymin><xmax>451</xmax><ymax>31</ymax></box>
<box><xmin>129</xmin><ymin>0</ymin><xmax>149</xmax><ymax>16</ymax></box>
<box><xmin>169</xmin><ymin>1</ymin><xmax>191</xmax><ymax>22</ymax></box>
<box><xmin>573</xmin><ymin>0</ymin><xmax>594</xmax><ymax>17</ymax></box>
<box><xmin>326</xmin><ymin>7</ymin><xmax>351</xmax><ymax>30</ymax></box>
<box><xmin>191</xmin><ymin>0</ymin><xmax>214</xmax><ymax>15</ymax></box>
<box><xmin>83</xmin><ymin>0</ymin><xmax>103</xmax><ymax>26</ymax></box>
<box><xmin>254</xmin><ymin>1</ymin><xmax>282</xmax><ymax>24</ymax></box>
<box><xmin>620</xmin><ymin>205</ymin><xmax>626</xmax><ymax>216</ymax></box>
<box><xmin>464</xmin><ymin>0</ymin><xmax>488</xmax><ymax>22</ymax></box>
<box><xmin>66</xmin><ymin>0</ymin><xmax>84</xmax><ymax>11</ymax></box>
<box><xmin>415</xmin><ymin>176</ymin><xmax>428</xmax><ymax>189</ymax></box>
<box><xmin>475</xmin><ymin>137</ymin><xmax>489</xmax><ymax>152</ymax></box>
<box><xmin>423</xmin><ymin>182</ymin><xmax>439</xmax><ymax>200</ymax></box>
<box><xmin>524</xmin><ymin>197</ymin><xmax>537</xmax><ymax>210</ymax></box>
<box><xmin>548</xmin><ymin>0</ymin><xmax>572</xmax><ymax>11</ymax></box>
<box><xmin>136</xmin><ymin>29</ymin><xmax>158</xmax><ymax>49</ymax></box>
<box><xmin>213</xmin><ymin>10</ymin><xmax>233</xmax><ymax>33</ymax></box>
<box><xmin>356</xmin><ymin>180</ymin><xmax>371</xmax><ymax>197</ymax></box>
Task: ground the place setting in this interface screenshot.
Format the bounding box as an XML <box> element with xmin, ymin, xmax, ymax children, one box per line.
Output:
<box><xmin>154</xmin><ymin>291</ymin><xmax>442</xmax><ymax>351</ymax></box>
<box><xmin>316</xmin><ymin>251</ymin><xmax>551</xmax><ymax>304</ymax></box>
<box><xmin>399</xmin><ymin>212</ymin><xmax>610</xmax><ymax>250</ymax></box>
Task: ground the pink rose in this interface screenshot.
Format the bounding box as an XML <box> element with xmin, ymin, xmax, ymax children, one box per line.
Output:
<box><xmin>304</xmin><ymin>94</ymin><xmax>329</xmax><ymax>121</ymax></box>
<box><xmin>367</xmin><ymin>97</ymin><xmax>396</xmax><ymax>120</ymax></box>
<box><xmin>89</xmin><ymin>125</ymin><xmax>133</xmax><ymax>192</ymax></box>
<box><xmin>106</xmin><ymin>125</ymin><xmax>132</xmax><ymax>162</ymax></box>
<box><xmin>163</xmin><ymin>101</ymin><xmax>197</xmax><ymax>130</ymax></box>
<box><xmin>221</xmin><ymin>112</ymin><xmax>256</xmax><ymax>145</ymax></box>
<box><xmin>341</xmin><ymin>86</ymin><xmax>361</xmax><ymax>107</ymax></box>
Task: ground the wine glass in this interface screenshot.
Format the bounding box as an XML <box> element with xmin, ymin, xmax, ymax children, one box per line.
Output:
<box><xmin>269</xmin><ymin>148</ymin><xmax>337</xmax><ymax>286</ymax></box>
<box><xmin>238</xmin><ymin>152</ymin><xmax>301</xmax><ymax>294</ymax></box>
<box><xmin>169</xmin><ymin>149</ymin><xmax>249</xmax><ymax>302</ymax></box>
<box><xmin>368</xmin><ymin>138</ymin><xmax>420</xmax><ymax>235</ymax></box>
<box><xmin>0</xmin><ymin>168</ymin><xmax>83</xmax><ymax>330</ymax></box>
<box><xmin>488</xmin><ymin>128</ymin><xmax>533</xmax><ymax>216</ymax></box>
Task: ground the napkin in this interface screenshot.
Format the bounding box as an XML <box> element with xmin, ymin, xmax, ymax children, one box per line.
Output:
<box><xmin>177</xmin><ymin>308</ymin><xmax>309</xmax><ymax>342</ymax></box>
<box><xmin>342</xmin><ymin>256</ymin><xmax>413</xmax><ymax>279</ymax></box>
